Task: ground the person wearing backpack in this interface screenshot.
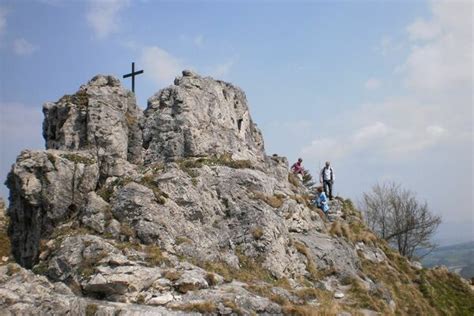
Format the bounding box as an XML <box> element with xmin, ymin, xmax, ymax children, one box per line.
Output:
<box><xmin>320</xmin><ymin>161</ymin><xmax>335</xmax><ymax>200</ymax></box>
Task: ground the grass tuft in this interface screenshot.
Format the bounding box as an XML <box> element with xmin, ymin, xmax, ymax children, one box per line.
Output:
<box><xmin>252</xmin><ymin>191</ymin><xmax>284</xmax><ymax>209</ymax></box>
<box><xmin>178</xmin><ymin>153</ymin><xmax>253</xmax><ymax>177</ymax></box>
<box><xmin>251</xmin><ymin>226</ymin><xmax>264</xmax><ymax>240</ymax></box>
<box><xmin>293</xmin><ymin>241</ymin><xmax>319</xmax><ymax>280</ymax></box>
<box><xmin>173</xmin><ymin>301</ymin><xmax>217</xmax><ymax>313</ymax></box>
<box><xmin>60</xmin><ymin>153</ymin><xmax>95</xmax><ymax>165</ymax></box>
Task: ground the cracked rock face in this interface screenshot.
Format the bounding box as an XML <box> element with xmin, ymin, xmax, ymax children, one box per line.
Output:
<box><xmin>143</xmin><ymin>71</ymin><xmax>265</xmax><ymax>164</ymax></box>
<box><xmin>43</xmin><ymin>75</ymin><xmax>143</xmax><ymax>166</ymax></box>
<box><xmin>6</xmin><ymin>150</ymin><xmax>99</xmax><ymax>268</ymax></box>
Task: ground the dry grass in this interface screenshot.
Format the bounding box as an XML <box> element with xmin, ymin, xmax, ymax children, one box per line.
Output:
<box><xmin>288</xmin><ymin>173</ymin><xmax>301</xmax><ymax>187</ymax></box>
<box><xmin>178</xmin><ymin>154</ymin><xmax>253</xmax><ymax>175</ymax></box>
<box><xmin>274</xmin><ymin>277</ymin><xmax>292</xmax><ymax>290</ymax></box>
<box><xmin>329</xmin><ymin>221</ymin><xmax>342</xmax><ymax>237</ymax></box>
<box><xmin>357</xmin><ymin>231</ymin><xmax>378</xmax><ymax>245</ymax></box>
<box><xmin>96</xmin><ymin>177</ymin><xmax>134</xmax><ymax>202</ymax></box>
<box><xmin>252</xmin><ymin>191</ymin><xmax>284</xmax><ymax>209</ymax></box>
<box><xmin>295</xmin><ymin>287</ymin><xmax>320</xmax><ymax>300</ymax></box>
<box><xmin>197</xmin><ymin>250</ymin><xmax>275</xmax><ymax>285</ymax></box>
<box><xmin>174</xmin><ymin>301</ymin><xmax>217</xmax><ymax>313</ymax></box>
<box><xmin>223</xmin><ymin>299</ymin><xmax>245</xmax><ymax>315</ymax></box>
<box><xmin>329</xmin><ymin>221</ymin><xmax>354</xmax><ymax>242</ymax></box>
<box><xmin>419</xmin><ymin>267</ymin><xmax>474</xmax><ymax>315</ymax></box>
<box><xmin>177</xmin><ymin>282</ymin><xmax>200</xmax><ymax>293</ymax></box>
<box><xmin>313</xmin><ymin>208</ymin><xmax>327</xmax><ymax>222</ymax></box>
<box><xmin>205</xmin><ymin>272</ymin><xmax>219</xmax><ymax>286</ymax></box>
<box><xmin>250</xmin><ymin>226</ymin><xmax>264</xmax><ymax>240</ymax></box>
<box><xmin>144</xmin><ymin>245</ymin><xmax>166</xmax><ymax>266</ymax></box>
<box><xmin>61</xmin><ymin>90</ymin><xmax>89</xmax><ymax>108</ymax></box>
<box><xmin>293</xmin><ymin>241</ymin><xmax>319</xmax><ymax>280</ymax></box>
<box><xmin>6</xmin><ymin>263</ymin><xmax>21</xmax><ymax>276</ymax></box>
<box><xmin>0</xmin><ymin>204</ymin><xmax>11</xmax><ymax>264</ymax></box>
<box><xmin>78</xmin><ymin>250</ymin><xmax>108</xmax><ymax>278</ymax></box>
<box><xmin>341</xmin><ymin>223</ymin><xmax>354</xmax><ymax>241</ymax></box>
<box><xmin>281</xmin><ymin>304</ymin><xmax>320</xmax><ymax>316</ymax></box>
<box><xmin>139</xmin><ymin>175</ymin><xmax>168</xmax><ymax>204</ymax></box>
<box><xmin>289</xmin><ymin>194</ymin><xmax>306</xmax><ymax>205</ymax></box>
<box><xmin>348</xmin><ymin>276</ymin><xmax>390</xmax><ymax>313</ymax></box>
<box><xmin>176</xmin><ymin>236</ymin><xmax>193</xmax><ymax>245</ymax></box>
<box><xmin>163</xmin><ymin>269</ymin><xmax>183</xmax><ymax>282</ymax></box>
<box><xmin>120</xmin><ymin>223</ymin><xmax>136</xmax><ymax>239</ymax></box>
<box><xmin>60</xmin><ymin>153</ymin><xmax>95</xmax><ymax>165</ymax></box>
<box><xmin>85</xmin><ymin>303</ymin><xmax>98</xmax><ymax>316</ymax></box>
<box><xmin>356</xmin><ymin>258</ymin><xmax>439</xmax><ymax>315</ymax></box>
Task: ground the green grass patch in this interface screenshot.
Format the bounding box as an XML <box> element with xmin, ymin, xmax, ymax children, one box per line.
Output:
<box><xmin>60</xmin><ymin>153</ymin><xmax>95</xmax><ymax>165</ymax></box>
<box><xmin>420</xmin><ymin>268</ymin><xmax>474</xmax><ymax>315</ymax></box>
<box><xmin>178</xmin><ymin>153</ymin><xmax>253</xmax><ymax>177</ymax></box>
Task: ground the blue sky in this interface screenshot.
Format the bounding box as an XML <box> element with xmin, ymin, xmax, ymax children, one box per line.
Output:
<box><xmin>0</xmin><ymin>0</ymin><xmax>472</xmax><ymax>245</ymax></box>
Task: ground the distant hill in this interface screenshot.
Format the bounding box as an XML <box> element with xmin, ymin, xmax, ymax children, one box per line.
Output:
<box><xmin>421</xmin><ymin>241</ymin><xmax>474</xmax><ymax>279</ymax></box>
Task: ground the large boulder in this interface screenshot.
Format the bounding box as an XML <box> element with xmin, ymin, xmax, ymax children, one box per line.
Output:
<box><xmin>143</xmin><ymin>70</ymin><xmax>265</xmax><ymax>164</ymax></box>
<box><xmin>43</xmin><ymin>75</ymin><xmax>143</xmax><ymax>166</ymax></box>
<box><xmin>6</xmin><ymin>150</ymin><xmax>99</xmax><ymax>268</ymax></box>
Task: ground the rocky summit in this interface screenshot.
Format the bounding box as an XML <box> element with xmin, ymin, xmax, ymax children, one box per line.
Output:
<box><xmin>1</xmin><ymin>71</ymin><xmax>473</xmax><ymax>316</ymax></box>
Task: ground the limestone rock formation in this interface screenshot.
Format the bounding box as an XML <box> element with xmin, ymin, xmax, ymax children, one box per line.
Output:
<box><xmin>2</xmin><ymin>71</ymin><xmax>473</xmax><ymax>315</ymax></box>
<box><xmin>43</xmin><ymin>75</ymin><xmax>143</xmax><ymax>177</ymax></box>
<box><xmin>143</xmin><ymin>70</ymin><xmax>265</xmax><ymax>164</ymax></box>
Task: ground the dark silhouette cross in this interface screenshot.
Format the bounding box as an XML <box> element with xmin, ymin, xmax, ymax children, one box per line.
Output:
<box><xmin>123</xmin><ymin>62</ymin><xmax>144</xmax><ymax>93</ymax></box>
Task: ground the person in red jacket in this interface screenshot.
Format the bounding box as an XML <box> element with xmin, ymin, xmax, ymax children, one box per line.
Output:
<box><xmin>291</xmin><ymin>158</ymin><xmax>305</xmax><ymax>181</ymax></box>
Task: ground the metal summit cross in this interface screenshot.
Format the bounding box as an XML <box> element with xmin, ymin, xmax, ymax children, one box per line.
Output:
<box><xmin>123</xmin><ymin>62</ymin><xmax>144</xmax><ymax>93</ymax></box>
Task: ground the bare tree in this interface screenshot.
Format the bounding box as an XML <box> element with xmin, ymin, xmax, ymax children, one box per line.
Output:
<box><xmin>360</xmin><ymin>182</ymin><xmax>441</xmax><ymax>259</ymax></box>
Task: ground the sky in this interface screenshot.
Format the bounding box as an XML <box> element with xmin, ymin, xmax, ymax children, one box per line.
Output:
<box><xmin>0</xmin><ymin>0</ymin><xmax>472</xmax><ymax>246</ymax></box>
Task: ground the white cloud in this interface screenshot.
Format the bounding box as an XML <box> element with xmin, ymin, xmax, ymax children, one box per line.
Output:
<box><xmin>86</xmin><ymin>0</ymin><xmax>129</xmax><ymax>39</ymax></box>
<box><xmin>406</xmin><ymin>18</ymin><xmax>441</xmax><ymax>41</ymax></box>
<box><xmin>302</xmin><ymin>1</ymin><xmax>471</xmax><ymax>162</ymax></box>
<box><xmin>426</xmin><ymin>125</ymin><xmax>446</xmax><ymax>137</ymax></box>
<box><xmin>375</xmin><ymin>36</ymin><xmax>404</xmax><ymax>56</ymax></box>
<box><xmin>210</xmin><ymin>60</ymin><xmax>234</xmax><ymax>78</ymax></box>
<box><xmin>364</xmin><ymin>78</ymin><xmax>381</xmax><ymax>90</ymax></box>
<box><xmin>0</xmin><ymin>7</ymin><xmax>7</xmax><ymax>34</ymax></box>
<box><xmin>353</xmin><ymin>122</ymin><xmax>388</xmax><ymax>144</ymax></box>
<box><xmin>301</xmin><ymin>120</ymin><xmax>450</xmax><ymax>164</ymax></box>
<box><xmin>403</xmin><ymin>1</ymin><xmax>472</xmax><ymax>93</ymax></box>
<box><xmin>140</xmin><ymin>46</ymin><xmax>185</xmax><ymax>87</ymax></box>
<box><xmin>13</xmin><ymin>38</ymin><xmax>38</xmax><ymax>56</ymax></box>
<box><xmin>301</xmin><ymin>137</ymin><xmax>349</xmax><ymax>161</ymax></box>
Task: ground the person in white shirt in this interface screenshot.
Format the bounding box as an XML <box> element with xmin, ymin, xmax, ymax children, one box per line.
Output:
<box><xmin>320</xmin><ymin>161</ymin><xmax>335</xmax><ymax>200</ymax></box>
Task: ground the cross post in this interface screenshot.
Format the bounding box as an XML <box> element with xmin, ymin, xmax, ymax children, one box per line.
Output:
<box><xmin>123</xmin><ymin>62</ymin><xmax>144</xmax><ymax>93</ymax></box>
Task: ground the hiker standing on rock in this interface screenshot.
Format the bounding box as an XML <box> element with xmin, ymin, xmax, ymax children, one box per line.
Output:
<box><xmin>291</xmin><ymin>158</ymin><xmax>305</xmax><ymax>181</ymax></box>
<box><xmin>320</xmin><ymin>161</ymin><xmax>335</xmax><ymax>200</ymax></box>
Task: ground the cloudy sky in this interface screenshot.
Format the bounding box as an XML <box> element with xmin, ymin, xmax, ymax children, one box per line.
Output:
<box><xmin>0</xmin><ymin>0</ymin><xmax>472</xmax><ymax>245</ymax></box>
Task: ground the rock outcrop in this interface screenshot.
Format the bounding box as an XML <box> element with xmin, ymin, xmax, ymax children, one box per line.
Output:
<box><xmin>2</xmin><ymin>71</ymin><xmax>473</xmax><ymax>315</ymax></box>
<box><xmin>143</xmin><ymin>70</ymin><xmax>265</xmax><ymax>164</ymax></box>
<box><xmin>43</xmin><ymin>75</ymin><xmax>143</xmax><ymax>178</ymax></box>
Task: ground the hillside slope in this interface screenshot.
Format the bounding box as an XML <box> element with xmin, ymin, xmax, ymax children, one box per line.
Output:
<box><xmin>1</xmin><ymin>71</ymin><xmax>473</xmax><ymax>315</ymax></box>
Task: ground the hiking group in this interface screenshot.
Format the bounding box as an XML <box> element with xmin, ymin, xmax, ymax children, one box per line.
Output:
<box><xmin>290</xmin><ymin>158</ymin><xmax>335</xmax><ymax>215</ymax></box>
